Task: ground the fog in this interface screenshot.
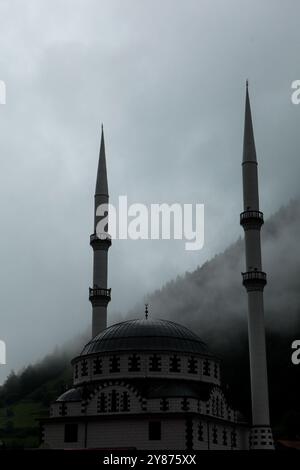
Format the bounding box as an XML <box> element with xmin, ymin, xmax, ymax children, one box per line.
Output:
<box><xmin>0</xmin><ymin>0</ymin><xmax>300</xmax><ymax>383</ymax></box>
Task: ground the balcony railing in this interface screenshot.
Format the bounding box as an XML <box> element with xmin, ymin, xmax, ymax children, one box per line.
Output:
<box><xmin>90</xmin><ymin>233</ymin><xmax>112</xmax><ymax>244</ymax></box>
<box><xmin>240</xmin><ymin>210</ymin><xmax>264</xmax><ymax>225</ymax></box>
<box><xmin>89</xmin><ymin>287</ymin><xmax>111</xmax><ymax>300</ymax></box>
<box><xmin>242</xmin><ymin>270</ymin><xmax>266</xmax><ymax>282</ymax></box>
<box><xmin>242</xmin><ymin>270</ymin><xmax>267</xmax><ymax>290</ymax></box>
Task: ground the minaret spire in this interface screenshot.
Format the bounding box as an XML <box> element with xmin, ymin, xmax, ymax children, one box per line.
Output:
<box><xmin>89</xmin><ymin>125</ymin><xmax>111</xmax><ymax>338</ymax></box>
<box><xmin>243</xmin><ymin>82</ymin><xmax>257</xmax><ymax>164</ymax></box>
<box><xmin>95</xmin><ymin>124</ymin><xmax>108</xmax><ymax>198</ymax></box>
<box><xmin>240</xmin><ymin>85</ymin><xmax>274</xmax><ymax>450</ymax></box>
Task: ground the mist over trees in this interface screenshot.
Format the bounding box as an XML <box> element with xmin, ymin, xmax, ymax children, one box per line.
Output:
<box><xmin>0</xmin><ymin>333</ymin><xmax>88</xmax><ymax>408</ymax></box>
<box><xmin>129</xmin><ymin>199</ymin><xmax>300</xmax><ymax>343</ymax></box>
<box><xmin>127</xmin><ymin>198</ymin><xmax>300</xmax><ymax>430</ymax></box>
<box><xmin>1</xmin><ymin>199</ymin><xmax>299</xmax><ymax>439</ymax></box>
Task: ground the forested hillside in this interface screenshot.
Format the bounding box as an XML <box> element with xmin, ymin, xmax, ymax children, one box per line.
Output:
<box><xmin>1</xmin><ymin>200</ymin><xmax>300</xmax><ymax>447</ymax></box>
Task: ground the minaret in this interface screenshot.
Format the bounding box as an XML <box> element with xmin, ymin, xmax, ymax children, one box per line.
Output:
<box><xmin>89</xmin><ymin>125</ymin><xmax>111</xmax><ymax>338</ymax></box>
<box><xmin>240</xmin><ymin>83</ymin><xmax>274</xmax><ymax>449</ymax></box>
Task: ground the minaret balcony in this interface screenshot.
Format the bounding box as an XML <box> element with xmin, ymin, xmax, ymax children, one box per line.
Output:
<box><xmin>240</xmin><ymin>210</ymin><xmax>264</xmax><ymax>229</ymax></box>
<box><xmin>90</xmin><ymin>232</ymin><xmax>112</xmax><ymax>248</ymax></box>
<box><xmin>89</xmin><ymin>287</ymin><xmax>111</xmax><ymax>304</ymax></box>
<box><xmin>242</xmin><ymin>270</ymin><xmax>267</xmax><ymax>291</ymax></box>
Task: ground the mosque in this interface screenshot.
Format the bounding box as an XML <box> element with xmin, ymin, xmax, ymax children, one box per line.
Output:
<box><xmin>40</xmin><ymin>86</ymin><xmax>274</xmax><ymax>450</ymax></box>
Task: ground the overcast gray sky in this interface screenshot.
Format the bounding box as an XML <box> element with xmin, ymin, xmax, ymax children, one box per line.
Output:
<box><xmin>0</xmin><ymin>0</ymin><xmax>300</xmax><ymax>383</ymax></box>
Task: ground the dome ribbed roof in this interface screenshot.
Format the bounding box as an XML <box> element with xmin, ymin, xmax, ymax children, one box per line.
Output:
<box><xmin>56</xmin><ymin>388</ymin><xmax>82</xmax><ymax>402</ymax></box>
<box><xmin>80</xmin><ymin>319</ymin><xmax>210</xmax><ymax>356</ymax></box>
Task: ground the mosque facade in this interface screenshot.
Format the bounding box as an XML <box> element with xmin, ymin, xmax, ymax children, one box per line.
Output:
<box><xmin>41</xmin><ymin>87</ymin><xmax>273</xmax><ymax>450</ymax></box>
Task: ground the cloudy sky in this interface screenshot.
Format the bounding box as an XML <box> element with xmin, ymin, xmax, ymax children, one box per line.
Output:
<box><xmin>0</xmin><ymin>0</ymin><xmax>300</xmax><ymax>383</ymax></box>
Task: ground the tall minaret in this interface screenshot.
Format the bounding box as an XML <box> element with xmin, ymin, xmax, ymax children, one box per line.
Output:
<box><xmin>240</xmin><ymin>83</ymin><xmax>274</xmax><ymax>450</ymax></box>
<box><xmin>89</xmin><ymin>125</ymin><xmax>111</xmax><ymax>338</ymax></box>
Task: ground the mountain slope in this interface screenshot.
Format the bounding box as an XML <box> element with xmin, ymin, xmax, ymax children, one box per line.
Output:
<box><xmin>1</xmin><ymin>199</ymin><xmax>300</xmax><ymax>447</ymax></box>
<box><xmin>130</xmin><ymin>199</ymin><xmax>300</xmax><ymax>343</ymax></box>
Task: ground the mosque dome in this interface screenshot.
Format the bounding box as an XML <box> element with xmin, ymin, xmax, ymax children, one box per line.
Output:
<box><xmin>56</xmin><ymin>388</ymin><xmax>82</xmax><ymax>402</ymax></box>
<box><xmin>80</xmin><ymin>318</ymin><xmax>210</xmax><ymax>356</ymax></box>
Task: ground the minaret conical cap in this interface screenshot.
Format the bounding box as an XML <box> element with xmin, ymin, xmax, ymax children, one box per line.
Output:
<box><xmin>243</xmin><ymin>82</ymin><xmax>257</xmax><ymax>163</ymax></box>
<box><xmin>95</xmin><ymin>125</ymin><xmax>109</xmax><ymax>196</ymax></box>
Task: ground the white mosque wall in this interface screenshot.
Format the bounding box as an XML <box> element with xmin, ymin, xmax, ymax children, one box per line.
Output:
<box><xmin>86</xmin><ymin>418</ymin><xmax>186</xmax><ymax>450</ymax></box>
<box><xmin>72</xmin><ymin>352</ymin><xmax>220</xmax><ymax>387</ymax></box>
<box><xmin>42</xmin><ymin>418</ymin><xmax>249</xmax><ymax>450</ymax></box>
<box><xmin>43</xmin><ymin>422</ymin><xmax>86</xmax><ymax>449</ymax></box>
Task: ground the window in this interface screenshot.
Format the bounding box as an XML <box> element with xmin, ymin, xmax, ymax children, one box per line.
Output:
<box><xmin>188</xmin><ymin>356</ymin><xmax>197</xmax><ymax>374</ymax></box>
<box><xmin>81</xmin><ymin>360</ymin><xmax>88</xmax><ymax>377</ymax></box>
<box><xmin>149</xmin><ymin>354</ymin><xmax>161</xmax><ymax>372</ymax></box>
<box><xmin>214</xmin><ymin>363</ymin><xmax>219</xmax><ymax>379</ymax></box>
<box><xmin>93</xmin><ymin>357</ymin><xmax>102</xmax><ymax>375</ymax></box>
<box><xmin>148</xmin><ymin>421</ymin><xmax>161</xmax><ymax>440</ymax></box>
<box><xmin>223</xmin><ymin>428</ymin><xmax>227</xmax><ymax>446</ymax></box>
<box><xmin>128</xmin><ymin>354</ymin><xmax>141</xmax><ymax>372</ymax></box>
<box><xmin>97</xmin><ymin>392</ymin><xmax>107</xmax><ymax>413</ymax></box>
<box><xmin>121</xmin><ymin>392</ymin><xmax>130</xmax><ymax>412</ymax></box>
<box><xmin>110</xmin><ymin>355</ymin><xmax>120</xmax><ymax>373</ymax></box>
<box><xmin>220</xmin><ymin>400</ymin><xmax>224</xmax><ymax>418</ymax></box>
<box><xmin>216</xmin><ymin>396</ymin><xmax>220</xmax><ymax>416</ymax></box>
<box><xmin>110</xmin><ymin>389</ymin><xmax>118</xmax><ymax>412</ymax></box>
<box><xmin>181</xmin><ymin>397</ymin><xmax>189</xmax><ymax>411</ymax></box>
<box><xmin>169</xmin><ymin>355</ymin><xmax>181</xmax><ymax>373</ymax></box>
<box><xmin>198</xmin><ymin>422</ymin><xmax>204</xmax><ymax>441</ymax></box>
<box><xmin>212</xmin><ymin>426</ymin><xmax>218</xmax><ymax>444</ymax></box>
<box><xmin>64</xmin><ymin>423</ymin><xmax>78</xmax><ymax>443</ymax></box>
<box><xmin>74</xmin><ymin>364</ymin><xmax>78</xmax><ymax>379</ymax></box>
<box><xmin>60</xmin><ymin>403</ymin><xmax>67</xmax><ymax>417</ymax></box>
<box><xmin>231</xmin><ymin>430</ymin><xmax>237</xmax><ymax>448</ymax></box>
<box><xmin>212</xmin><ymin>395</ymin><xmax>223</xmax><ymax>417</ymax></box>
<box><xmin>203</xmin><ymin>359</ymin><xmax>210</xmax><ymax>376</ymax></box>
<box><xmin>160</xmin><ymin>398</ymin><xmax>169</xmax><ymax>411</ymax></box>
<box><xmin>186</xmin><ymin>419</ymin><xmax>193</xmax><ymax>450</ymax></box>
<box><xmin>212</xmin><ymin>397</ymin><xmax>216</xmax><ymax>415</ymax></box>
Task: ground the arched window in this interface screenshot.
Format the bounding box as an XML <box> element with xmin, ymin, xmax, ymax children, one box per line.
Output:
<box><xmin>110</xmin><ymin>389</ymin><xmax>118</xmax><ymax>412</ymax></box>
<box><xmin>212</xmin><ymin>396</ymin><xmax>216</xmax><ymax>415</ymax></box>
<box><xmin>121</xmin><ymin>391</ymin><xmax>130</xmax><ymax>412</ymax></box>
<box><xmin>97</xmin><ymin>393</ymin><xmax>107</xmax><ymax>413</ymax></box>
<box><xmin>220</xmin><ymin>400</ymin><xmax>224</xmax><ymax>418</ymax></box>
<box><xmin>216</xmin><ymin>396</ymin><xmax>220</xmax><ymax>416</ymax></box>
<box><xmin>198</xmin><ymin>422</ymin><xmax>204</xmax><ymax>441</ymax></box>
